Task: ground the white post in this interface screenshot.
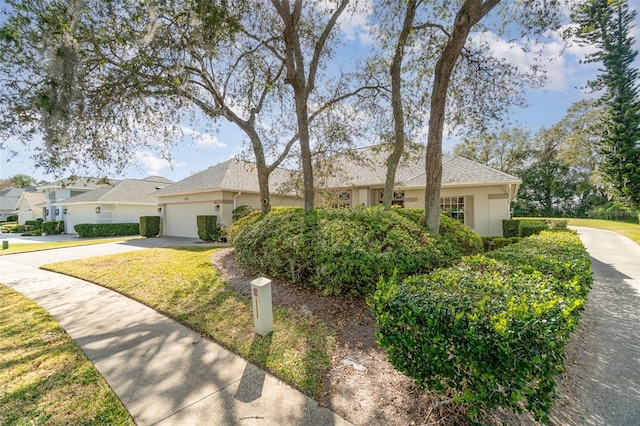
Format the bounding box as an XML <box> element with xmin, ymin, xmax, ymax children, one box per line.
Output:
<box><xmin>250</xmin><ymin>277</ymin><xmax>273</xmax><ymax>336</ymax></box>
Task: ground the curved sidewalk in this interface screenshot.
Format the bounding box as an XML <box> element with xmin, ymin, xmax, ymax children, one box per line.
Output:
<box><xmin>1</xmin><ymin>241</ymin><xmax>351</xmax><ymax>426</ymax></box>
<box><xmin>551</xmin><ymin>227</ymin><xmax>640</xmax><ymax>426</ymax></box>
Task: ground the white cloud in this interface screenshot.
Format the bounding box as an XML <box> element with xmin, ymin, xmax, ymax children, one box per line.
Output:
<box><xmin>180</xmin><ymin>126</ymin><xmax>227</xmax><ymax>149</ymax></box>
<box><xmin>134</xmin><ymin>151</ymin><xmax>185</xmax><ymax>175</ymax></box>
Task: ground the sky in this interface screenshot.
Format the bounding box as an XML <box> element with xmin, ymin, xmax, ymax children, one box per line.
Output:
<box><xmin>1</xmin><ymin>0</ymin><xmax>639</xmax><ymax>184</ymax></box>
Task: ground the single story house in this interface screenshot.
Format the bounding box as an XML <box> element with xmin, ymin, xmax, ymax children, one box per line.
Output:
<box><xmin>15</xmin><ymin>191</ymin><xmax>46</xmax><ymax>224</ymax></box>
<box><xmin>0</xmin><ymin>187</ymin><xmax>35</xmax><ymax>221</ymax></box>
<box><xmin>58</xmin><ymin>176</ymin><xmax>173</xmax><ymax>234</ymax></box>
<box><xmin>38</xmin><ymin>177</ymin><xmax>120</xmax><ymax>223</ymax></box>
<box><xmin>155</xmin><ymin>146</ymin><xmax>520</xmax><ymax>237</ymax></box>
<box><xmin>153</xmin><ymin>160</ymin><xmax>301</xmax><ymax>238</ymax></box>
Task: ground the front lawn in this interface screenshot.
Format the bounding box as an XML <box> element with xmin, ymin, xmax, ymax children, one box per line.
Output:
<box><xmin>0</xmin><ymin>284</ymin><xmax>133</xmax><ymax>425</ymax></box>
<box><xmin>42</xmin><ymin>246</ymin><xmax>335</xmax><ymax>397</ymax></box>
<box><xmin>0</xmin><ymin>236</ymin><xmax>142</xmax><ymax>255</ymax></box>
<box><xmin>519</xmin><ymin>218</ymin><xmax>640</xmax><ymax>244</ymax></box>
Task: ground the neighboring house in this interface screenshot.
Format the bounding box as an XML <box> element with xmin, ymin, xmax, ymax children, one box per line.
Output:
<box><xmin>0</xmin><ymin>187</ymin><xmax>39</xmax><ymax>221</ymax></box>
<box><xmin>58</xmin><ymin>176</ymin><xmax>174</xmax><ymax>234</ymax></box>
<box><xmin>156</xmin><ymin>146</ymin><xmax>520</xmax><ymax>237</ymax></box>
<box><xmin>38</xmin><ymin>177</ymin><xmax>120</xmax><ymax>223</ymax></box>
<box><xmin>15</xmin><ymin>191</ymin><xmax>46</xmax><ymax>224</ymax></box>
<box><xmin>153</xmin><ymin>159</ymin><xmax>301</xmax><ymax>238</ymax></box>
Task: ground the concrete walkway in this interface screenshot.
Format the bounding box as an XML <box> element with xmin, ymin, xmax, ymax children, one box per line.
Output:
<box><xmin>0</xmin><ymin>239</ymin><xmax>351</xmax><ymax>425</ymax></box>
<box><xmin>550</xmin><ymin>227</ymin><xmax>640</xmax><ymax>426</ymax></box>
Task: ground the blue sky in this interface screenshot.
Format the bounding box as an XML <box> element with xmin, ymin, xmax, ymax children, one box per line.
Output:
<box><xmin>1</xmin><ymin>1</ymin><xmax>639</xmax><ymax>183</ymax></box>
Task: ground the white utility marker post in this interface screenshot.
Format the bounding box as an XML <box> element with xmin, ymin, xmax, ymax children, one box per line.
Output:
<box><xmin>250</xmin><ymin>277</ymin><xmax>273</xmax><ymax>336</ymax></box>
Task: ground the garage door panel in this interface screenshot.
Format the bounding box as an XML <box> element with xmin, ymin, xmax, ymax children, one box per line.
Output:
<box><xmin>165</xmin><ymin>203</ymin><xmax>217</xmax><ymax>238</ymax></box>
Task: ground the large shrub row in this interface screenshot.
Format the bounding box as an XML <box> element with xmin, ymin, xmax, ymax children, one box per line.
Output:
<box><xmin>233</xmin><ymin>207</ymin><xmax>483</xmax><ymax>297</ymax></box>
<box><xmin>41</xmin><ymin>221</ymin><xmax>64</xmax><ymax>235</ymax></box>
<box><xmin>502</xmin><ymin>219</ymin><xmax>549</xmax><ymax>238</ymax></box>
<box><xmin>74</xmin><ymin>223</ymin><xmax>139</xmax><ymax>237</ymax></box>
<box><xmin>370</xmin><ymin>231</ymin><xmax>592</xmax><ymax>423</ymax></box>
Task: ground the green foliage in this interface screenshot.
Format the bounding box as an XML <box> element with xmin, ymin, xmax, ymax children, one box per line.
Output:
<box><xmin>74</xmin><ymin>223</ymin><xmax>139</xmax><ymax>237</ymax></box>
<box><xmin>232</xmin><ymin>205</ymin><xmax>255</xmax><ymax>222</ymax></box>
<box><xmin>545</xmin><ymin>219</ymin><xmax>568</xmax><ymax>229</ymax></box>
<box><xmin>139</xmin><ymin>216</ymin><xmax>160</xmax><ymax>237</ymax></box>
<box><xmin>41</xmin><ymin>221</ymin><xmax>64</xmax><ymax>234</ymax></box>
<box><xmin>227</xmin><ymin>210</ymin><xmax>263</xmax><ymax>244</ymax></box>
<box><xmin>6</xmin><ymin>215</ymin><xmax>18</xmax><ymax>222</ymax></box>
<box><xmin>371</xmin><ymin>232</ymin><xmax>592</xmax><ymax>423</ymax></box>
<box><xmin>234</xmin><ymin>207</ymin><xmax>480</xmax><ymax>297</ymax></box>
<box><xmin>502</xmin><ymin>219</ymin><xmax>520</xmax><ymax>237</ymax></box>
<box><xmin>196</xmin><ymin>215</ymin><xmax>217</xmax><ymax>241</ymax></box>
<box><xmin>519</xmin><ymin>220</ymin><xmax>549</xmax><ymax>237</ymax></box>
<box><xmin>588</xmin><ymin>201</ymin><xmax>639</xmax><ymax>223</ymax></box>
<box><xmin>25</xmin><ymin>219</ymin><xmax>43</xmax><ymax>229</ymax></box>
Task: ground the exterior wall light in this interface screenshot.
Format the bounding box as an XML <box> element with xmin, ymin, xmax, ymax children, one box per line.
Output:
<box><xmin>215</xmin><ymin>204</ymin><xmax>220</xmax><ymax>211</ymax></box>
<box><xmin>157</xmin><ymin>207</ymin><xmax>162</xmax><ymax>213</ymax></box>
<box><xmin>95</xmin><ymin>206</ymin><xmax>101</xmax><ymax>214</ymax></box>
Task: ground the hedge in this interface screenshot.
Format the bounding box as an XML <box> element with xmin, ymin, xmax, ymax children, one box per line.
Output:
<box><xmin>74</xmin><ymin>223</ymin><xmax>139</xmax><ymax>237</ymax></box>
<box><xmin>197</xmin><ymin>215</ymin><xmax>217</xmax><ymax>241</ymax></box>
<box><xmin>25</xmin><ymin>219</ymin><xmax>43</xmax><ymax>230</ymax></box>
<box><xmin>371</xmin><ymin>231</ymin><xmax>592</xmax><ymax>423</ymax></box>
<box><xmin>502</xmin><ymin>219</ymin><xmax>520</xmax><ymax>238</ymax></box>
<box><xmin>140</xmin><ymin>216</ymin><xmax>160</xmax><ymax>237</ymax></box>
<box><xmin>232</xmin><ymin>205</ymin><xmax>255</xmax><ymax>222</ymax></box>
<box><xmin>234</xmin><ymin>207</ymin><xmax>482</xmax><ymax>297</ymax></box>
<box><xmin>519</xmin><ymin>220</ymin><xmax>548</xmax><ymax>237</ymax></box>
<box><xmin>41</xmin><ymin>221</ymin><xmax>64</xmax><ymax>235</ymax></box>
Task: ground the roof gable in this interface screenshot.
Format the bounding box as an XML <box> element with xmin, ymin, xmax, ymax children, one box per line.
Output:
<box><xmin>60</xmin><ymin>177</ymin><xmax>174</xmax><ymax>205</ymax></box>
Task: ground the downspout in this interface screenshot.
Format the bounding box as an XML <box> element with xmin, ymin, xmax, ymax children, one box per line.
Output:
<box><xmin>233</xmin><ymin>192</ymin><xmax>242</xmax><ymax>210</ymax></box>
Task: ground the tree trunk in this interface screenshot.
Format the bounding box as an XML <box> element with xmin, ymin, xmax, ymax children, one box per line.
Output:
<box><xmin>383</xmin><ymin>0</ymin><xmax>418</xmax><ymax>210</ymax></box>
<box><xmin>424</xmin><ymin>0</ymin><xmax>499</xmax><ymax>234</ymax></box>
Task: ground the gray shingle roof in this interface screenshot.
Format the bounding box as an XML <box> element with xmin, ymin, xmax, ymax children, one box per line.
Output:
<box><xmin>38</xmin><ymin>176</ymin><xmax>120</xmax><ymax>190</ymax></box>
<box><xmin>153</xmin><ymin>159</ymin><xmax>296</xmax><ymax>196</ymax></box>
<box><xmin>327</xmin><ymin>145</ymin><xmax>520</xmax><ymax>188</ymax></box>
<box><xmin>60</xmin><ymin>177</ymin><xmax>174</xmax><ymax>205</ymax></box>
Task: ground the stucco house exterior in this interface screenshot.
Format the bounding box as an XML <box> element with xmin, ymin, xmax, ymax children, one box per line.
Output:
<box><xmin>15</xmin><ymin>191</ymin><xmax>46</xmax><ymax>224</ymax></box>
<box><xmin>38</xmin><ymin>177</ymin><xmax>119</xmax><ymax>224</ymax></box>
<box><xmin>58</xmin><ymin>176</ymin><xmax>173</xmax><ymax>234</ymax></box>
<box><xmin>156</xmin><ymin>146</ymin><xmax>520</xmax><ymax>237</ymax></box>
<box><xmin>153</xmin><ymin>160</ymin><xmax>301</xmax><ymax>238</ymax></box>
<box><xmin>0</xmin><ymin>188</ymin><xmax>26</xmax><ymax>220</ymax></box>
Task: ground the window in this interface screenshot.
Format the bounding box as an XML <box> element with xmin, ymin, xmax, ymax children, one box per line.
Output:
<box><xmin>332</xmin><ymin>191</ymin><xmax>351</xmax><ymax>208</ymax></box>
<box><xmin>441</xmin><ymin>196</ymin><xmax>465</xmax><ymax>223</ymax></box>
<box><xmin>379</xmin><ymin>190</ymin><xmax>405</xmax><ymax>207</ymax></box>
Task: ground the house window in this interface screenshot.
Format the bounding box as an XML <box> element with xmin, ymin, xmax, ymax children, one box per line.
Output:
<box><xmin>379</xmin><ymin>190</ymin><xmax>405</xmax><ymax>207</ymax></box>
<box><xmin>441</xmin><ymin>196</ymin><xmax>465</xmax><ymax>223</ymax></box>
<box><xmin>332</xmin><ymin>191</ymin><xmax>351</xmax><ymax>208</ymax></box>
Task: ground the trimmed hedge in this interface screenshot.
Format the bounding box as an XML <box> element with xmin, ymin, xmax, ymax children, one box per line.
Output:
<box><xmin>234</xmin><ymin>207</ymin><xmax>482</xmax><ymax>297</ymax></box>
<box><xmin>502</xmin><ymin>219</ymin><xmax>520</xmax><ymax>237</ymax></box>
<box><xmin>41</xmin><ymin>221</ymin><xmax>64</xmax><ymax>235</ymax></box>
<box><xmin>140</xmin><ymin>216</ymin><xmax>160</xmax><ymax>237</ymax></box>
<box><xmin>74</xmin><ymin>223</ymin><xmax>139</xmax><ymax>237</ymax></box>
<box><xmin>197</xmin><ymin>215</ymin><xmax>217</xmax><ymax>241</ymax></box>
<box><xmin>371</xmin><ymin>231</ymin><xmax>592</xmax><ymax>423</ymax></box>
<box><xmin>232</xmin><ymin>205</ymin><xmax>255</xmax><ymax>222</ymax></box>
<box><xmin>25</xmin><ymin>219</ymin><xmax>43</xmax><ymax>230</ymax></box>
<box><xmin>519</xmin><ymin>220</ymin><xmax>548</xmax><ymax>237</ymax></box>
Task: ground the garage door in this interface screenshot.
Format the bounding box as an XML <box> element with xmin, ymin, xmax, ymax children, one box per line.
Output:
<box><xmin>165</xmin><ymin>202</ymin><xmax>218</xmax><ymax>238</ymax></box>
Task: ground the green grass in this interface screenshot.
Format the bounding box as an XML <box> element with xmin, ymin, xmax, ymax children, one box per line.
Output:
<box><xmin>519</xmin><ymin>218</ymin><xmax>640</xmax><ymax>245</ymax></box>
<box><xmin>0</xmin><ymin>236</ymin><xmax>143</xmax><ymax>255</ymax></box>
<box><xmin>0</xmin><ymin>284</ymin><xmax>133</xmax><ymax>425</ymax></box>
<box><xmin>42</xmin><ymin>246</ymin><xmax>335</xmax><ymax>397</ymax></box>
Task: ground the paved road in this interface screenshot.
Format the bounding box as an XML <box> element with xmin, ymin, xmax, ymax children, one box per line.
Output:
<box><xmin>550</xmin><ymin>227</ymin><xmax>640</xmax><ymax>426</ymax></box>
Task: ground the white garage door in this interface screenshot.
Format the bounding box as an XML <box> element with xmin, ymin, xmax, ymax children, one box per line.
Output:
<box><xmin>165</xmin><ymin>202</ymin><xmax>218</xmax><ymax>238</ymax></box>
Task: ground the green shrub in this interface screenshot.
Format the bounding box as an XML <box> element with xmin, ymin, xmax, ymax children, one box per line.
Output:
<box><xmin>25</xmin><ymin>220</ymin><xmax>43</xmax><ymax>230</ymax></box>
<box><xmin>6</xmin><ymin>215</ymin><xmax>18</xmax><ymax>222</ymax></box>
<box><xmin>41</xmin><ymin>221</ymin><xmax>64</xmax><ymax>234</ymax></box>
<box><xmin>234</xmin><ymin>207</ymin><xmax>476</xmax><ymax>297</ymax></box>
<box><xmin>232</xmin><ymin>205</ymin><xmax>255</xmax><ymax>222</ymax></box>
<box><xmin>196</xmin><ymin>215</ymin><xmax>217</xmax><ymax>241</ymax></box>
<box><xmin>74</xmin><ymin>223</ymin><xmax>139</xmax><ymax>237</ymax></box>
<box><xmin>371</xmin><ymin>232</ymin><xmax>592</xmax><ymax>423</ymax></box>
<box><xmin>519</xmin><ymin>220</ymin><xmax>548</xmax><ymax>237</ymax></box>
<box><xmin>502</xmin><ymin>219</ymin><xmax>520</xmax><ymax>237</ymax></box>
<box><xmin>140</xmin><ymin>216</ymin><xmax>161</xmax><ymax>237</ymax></box>
<box><xmin>545</xmin><ymin>219</ymin><xmax>568</xmax><ymax>229</ymax></box>
<box><xmin>228</xmin><ymin>210</ymin><xmax>262</xmax><ymax>244</ymax></box>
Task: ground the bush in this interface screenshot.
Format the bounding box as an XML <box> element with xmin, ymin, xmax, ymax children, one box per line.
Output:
<box><xmin>234</xmin><ymin>207</ymin><xmax>477</xmax><ymax>297</ymax></box>
<box><xmin>41</xmin><ymin>221</ymin><xmax>64</xmax><ymax>235</ymax></box>
<box><xmin>502</xmin><ymin>219</ymin><xmax>520</xmax><ymax>237</ymax></box>
<box><xmin>232</xmin><ymin>205</ymin><xmax>255</xmax><ymax>222</ymax></box>
<box><xmin>545</xmin><ymin>219</ymin><xmax>568</xmax><ymax>229</ymax></box>
<box><xmin>228</xmin><ymin>210</ymin><xmax>262</xmax><ymax>244</ymax></box>
<box><xmin>74</xmin><ymin>223</ymin><xmax>139</xmax><ymax>237</ymax></box>
<box><xmin>140</xmin><ymin>216</ymin><xmax>160</xmax><ymax>237</ymax></box>
<box><xmin>371</xmin><ymin>232</ymin><xmax>592</xmax><ymax>423</ymax></box>
<box><xmin>519</xmin><ymin>220</ymin><xmax>548</xmax><ymax>237</ymax></box>
<box><xmin>196</xmin><ymin>215</ymin><xmax>217</xmax><ymax>241</ymax></box>
<box><xmin>6</xmin><ymin>215</ymin><xmax>18</xmax><ymax>222</ymax></box>
<box><xmin>25</xmin><ymin>220</ymin><xmax>43</xmax><ymax>230</ymax></box>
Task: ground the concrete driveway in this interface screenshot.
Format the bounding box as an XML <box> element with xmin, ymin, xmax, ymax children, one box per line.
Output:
<box><xmin>550</xmin><ymin>227</ymin><xmax>640</xmax><ymax>426</ymax></box>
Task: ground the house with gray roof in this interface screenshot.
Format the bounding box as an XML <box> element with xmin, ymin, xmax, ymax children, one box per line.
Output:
<box><xmin>0</xmin><ymin>187</ymin><xmax>26</xmax><ymax>221</ymax></box>
<box><xmin>15</xmin><ymin>191</ymin><xmax>46</xmax><ymax>224</ymax></box>
<box><xmin>57</xmin><ymin>176</ymin><xmax>173</xmax><ymax>234</ymax></box>
<box><xmin>153</xmin><ymin>159</ymin><xmax>300</xmax><ymax>238</ymax></box>
<box><xmin>156</xmin><ymin>146</ymin><xmax>520</xmax><ymax>237</ymax></box>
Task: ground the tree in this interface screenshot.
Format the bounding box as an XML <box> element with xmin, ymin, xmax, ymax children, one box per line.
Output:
<box><xmin>573</xmin><ymin>0</ymin><xmax>640</xmax><ymax>208</ymax></box>
<box><xmin>454</xmin><ymin>127</ymin><xmax>531</xmax><ymax>175</ymax></box>
<box><xmin>9</xmin><ymin>174</ymin><xmax>38</xmax><ymax>188</ymax></box>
